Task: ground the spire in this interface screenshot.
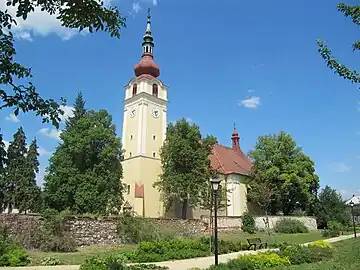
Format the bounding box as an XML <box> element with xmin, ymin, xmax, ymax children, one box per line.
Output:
<box><xmin>231</xmin><ymin>124</ymin><xmax>240</xmax><ymax>152</ymax></box>
<box><xmin>134</xmin><ymin>8</ymin><xmax>160</xmax><ymax>78</ymax></box>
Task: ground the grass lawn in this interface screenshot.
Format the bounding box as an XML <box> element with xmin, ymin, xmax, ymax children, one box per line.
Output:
<box><xmin>27</xmin><ymin>231</ymin><xmax>325</xmax><ymax>266</ymax></box>
<box><xmin>272</xmin><ymin>238</ymin><xmax>360</xmax><ymax>269</ymax></box>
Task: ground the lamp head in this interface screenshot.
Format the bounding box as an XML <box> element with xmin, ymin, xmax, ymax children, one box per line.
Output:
<box><xmin>350</xmin><ymin>201</ymin><xmax>355</xmax><ymax>207</ymax></box>
<box><xmin>210</xmin><ymin>178</ymin><xmax>221</xmax><ymax>191</ymax></box>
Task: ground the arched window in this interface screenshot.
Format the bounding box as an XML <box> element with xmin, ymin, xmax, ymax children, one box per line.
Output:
<box><xmin>152</xmin><ymin>84</ymin><xmax>158</xmax><ymax>97</ymax></box>
<box><xmin>132</xmin><ymin>84</ymin><xmax>137</xmax><ymax>96</ymax></box>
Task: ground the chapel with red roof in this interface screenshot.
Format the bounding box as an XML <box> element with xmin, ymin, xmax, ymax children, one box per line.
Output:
<box><xmin>121</xmin><ymin>10</ymin><xmax>252</xmax><ymax>218</ymax></box>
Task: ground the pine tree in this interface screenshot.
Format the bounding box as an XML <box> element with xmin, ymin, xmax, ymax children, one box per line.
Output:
<box><xmin>5</xmin><ymin>127</ymin><xmax>27</xmax><ymax>213</ymax></box>
<box><xmin>65</xmin><ymin>91</ymin><xmax>86</xmax><ymax>129</ymax></box>
<box><xmin>23</xmin><ymin>139</ymin><xmax>42</xmax><ymax>213</ymax></box>
<box><xmin>0</xmin><ymin>133</ymin><xmax>7</xmax><ymax>212</ymax></box>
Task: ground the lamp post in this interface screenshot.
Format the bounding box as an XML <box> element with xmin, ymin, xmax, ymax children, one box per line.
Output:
<box><xmin>210</xmin><ymin>177</ymin><xmax>221</xmax><ymax>266</ymax></box>
<box><xmin>350</xmin><ymin>201</ymin><xmax>357</xmax><ymax>238</ymax></box>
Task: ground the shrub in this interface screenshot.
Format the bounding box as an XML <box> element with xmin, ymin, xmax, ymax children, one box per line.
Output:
<box><xmin>33</xmin><ymin>209</ymin><xmax>77</xmax><ymax>252</ymax></box>
<box><xmin>80</xmin><ymin>255</ymin><xmax>168</xmax><ymax>270</ymax></box>
<box><xmin>274</xmin><ymin>218</ymin><xmax>308</xmax><ymax>234</ymax></box>
<box><xmin>242</xmin><ymin>213</ymin><xmax>256</xmax><ymax>234</ymax></box>
<box><xmin>321</xmin><ymin>229</ymin><xmax>339</xmax><ymax>238</ymax></box>
<box><xmin>280</xmin><ymin>244</ymin><xmax>333</xmax><ymax>265</ymax></box>
<box><xmin>308</xmin><ymin>240</ymin><xmax>333</xmax><ymax>249</ymax></box>
<box><xmin>40</xmin><ymin>256</ymin><xmax>63</xmax><ymax>266</ymax></box>
<box><xmin>207</xmin><ymin>259</ymin><xmax>256</xmax><ymax>270</ymax></box>
<box><xmin>0</xmin><ymin>226</ymin><xmax>30</xmax><ymax>267</ymax></box>
<box><xmin>238</xmin><ymin>252</ymin><xmax>291</xmax><ymax>268</ymax></box>
<box><xmin>117</xmin><ymin>213</ymin><xmax>171</xmax><ymax>244</ymax></box>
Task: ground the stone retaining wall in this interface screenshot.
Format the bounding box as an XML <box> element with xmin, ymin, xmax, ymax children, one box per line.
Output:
<box><xmin>200</xmin><ymin>215</ymin><xmax>317</xmax><ymax>231</ymax></box>
<box><xmin>0</xmin><ymin>214</ymin><xmax>317</xmax><ymax>247</ymax></box>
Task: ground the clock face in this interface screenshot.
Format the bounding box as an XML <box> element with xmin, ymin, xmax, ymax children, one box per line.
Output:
<box><xmin>152</xmin><ymin>107</ymin><xmax>160</xmax><ymax>118</ymax></box>
<box><xmin>129</xmin><ymin>107</ymin><xmax>136</xmax><ymax>118</ymax></box>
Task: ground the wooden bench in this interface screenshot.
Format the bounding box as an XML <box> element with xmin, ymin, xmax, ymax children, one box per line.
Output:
<box><xmin>247</xmin><ymin>238</ymin><xmax>268</xmax><ymax>251</ymax></box>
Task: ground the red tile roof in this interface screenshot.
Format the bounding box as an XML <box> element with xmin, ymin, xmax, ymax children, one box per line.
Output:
<box><xmin>210</xmin><ymin>144</ymin><xmax>253</xmax><ymax>176</ymax></box>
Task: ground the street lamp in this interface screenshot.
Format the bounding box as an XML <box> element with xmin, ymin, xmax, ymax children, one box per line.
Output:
<box><xmin>210</xmin><ymin>177</ymin><xmax>221</xmax><ymax>266</ymax></box>
<box><xmin>349</xmin><ymin>200</ymin><xmax>357</xmax><ymax>238</ymax></box>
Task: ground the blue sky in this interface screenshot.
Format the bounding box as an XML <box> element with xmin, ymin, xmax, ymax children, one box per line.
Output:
<box><xmin>1</xmin><ymin>0</ymin><xmax>359</xmax><ymax>199</ymax></box>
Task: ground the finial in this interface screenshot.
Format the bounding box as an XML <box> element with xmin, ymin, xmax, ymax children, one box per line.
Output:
<box><xmin>233</xmin><ymin>122</ymin><xmax>236</xmax><ymax>130</ymax></box>
<box><xmin>147</xmin><ymin>8</ymin><xmax>151</xmax><ymax>19</ymax></box>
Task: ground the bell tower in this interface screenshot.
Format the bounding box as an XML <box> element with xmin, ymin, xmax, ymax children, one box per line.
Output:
<box><xmin>121</xmin><ymin>9</ymin><xmax>167</xmax><ymax>217</ymax></box>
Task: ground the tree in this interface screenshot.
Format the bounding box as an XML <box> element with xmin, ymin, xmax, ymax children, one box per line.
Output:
<box><xmin>23</xmin><ymin>138</ymin><xmax>42</xmax><ymax>213</ymax></box>
<box><xmin>317</xmin><ymin>3</ymin><xmax>360</xmax><ymax>85</ymax></box>
<box><xmin>5</xmin><ymin>127</ymin><xmax>27</xmax><ymax>213</ymax></box>
<box><xmin>43</xmin><ymin>99</ymin><xmax>124</xmax><ymax>214</ymax></box>
<box><xmin>0</xmin><ymin>133</ymin><xmax>7</xmax><ymax>212</ymax></box>
<box><xmin>248</xmin><ymin>131</ymin><xmax>320</xmax><ymax>215</ymax></box>
<box><xmin>65</xmin><ymin>91</ymin><xmax>86</xmax><ymax>129</ymax></box>
<box><xmin>315</xmin><ymin>185</ymin><xmax>350</xmax><ymax>229</ymax></box>
<box><xmin>155</xmin><ymin>118</ymin><xmax>217</xmax><ymax>219</ymax></box>
<box><xmin>0</xmin><ymin>1</ymin><xmax>126</xmax><ymax>127</ymax></box>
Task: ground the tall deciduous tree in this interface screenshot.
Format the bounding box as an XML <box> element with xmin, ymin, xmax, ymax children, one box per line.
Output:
<box><xmin>0</xmin><ymin>1</ymin><xmax>126</xmax><ymax>127</ymax></box>
<box><xmin>5</xmin><ymin>127</ymin><xmax>27</xmax><ymax>212</ymax></box>
<box><xmin>155</xmin><ymin>118</ymin><xmax>217</xmax><ymax>219</ymax></box>
<box><xmin>315</xmin><ymin>185</ymin><xmax>350</xmax><ymax>228</ymax></box>
<box><xmin>0</xmin><ymin>133</ymin><xmax>7</xmax><ymax>212</ymax></box>
<box><xmin>43</xmin><ymin>97</ymin><xmax>124</xmax><ymax>214</ymax></box>
<box><xmin>317</xmin><ymin>3</ymin><xmax>360</xmax><ymax>85</ymax></box>
<box><xmin>248</xmin><ymin>131</ymin><xmax>320</xmax><ymax>215</ymax></box>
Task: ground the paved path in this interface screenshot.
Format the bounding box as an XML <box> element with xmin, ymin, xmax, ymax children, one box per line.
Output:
<box><xmin>0</xmin><ymin>234</ymin><xmax>355</xmax><ymax>270</ymax></box>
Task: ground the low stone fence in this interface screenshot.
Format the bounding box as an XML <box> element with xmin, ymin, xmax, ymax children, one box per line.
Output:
<box><xmin>200</xmin><ymin>215</ymin><xmax>317</xmax><ymax>231</ymax></box>
<box><xmin>0</xmin><ymin>214</ymin><xmax>317</xmax><ymax>247</ymax></box>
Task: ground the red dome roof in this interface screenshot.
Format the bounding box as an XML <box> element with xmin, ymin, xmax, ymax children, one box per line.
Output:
<box><xmin>134</xmin><ymin>53</ymin><xmax>160</xmax><ymax>78</ymax></box>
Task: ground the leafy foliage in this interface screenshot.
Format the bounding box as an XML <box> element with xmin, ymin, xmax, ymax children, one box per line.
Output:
<box><xmin>274</xmin><ymin>219</ymin><xmax>309</xmax><ymax>234</ymax></box>
<box><xmin>0</xmin><ymin>226</ymin><xmax>30</xmax><ymax>267</ymax></box>
<box><xmin>0</xmin><ymin>133</ymin><xmax>7</xmax><ymax>212</ymax></box>
<box><xmin>40</xmin><ymin>256</ymin><xmax>63</xmax><ymax>266</ymax></box>
<box><xmin>116</xmin><ymin>212</ymin><xmax>170</xmax><ymax>244</ymax></box>
<box><xmin>238</xmin><ymin>252</ymin><xmax>291</xmax><ymax>268</ymax></box>
<box><xmin>317</xmin><ymin>3</ymin><xmax>360</xmax><ymax>85</ymax></box>
<box><xmin>315</xmin><ymin>185</ymin><xmax>350</xmax><ymax>229</ymax></box>
<box><xmin>80</xmin><ymin>254</ymin><xmax>168</xmax><ymax>270</ymax></box>
<box><xmin>33</xmin><ymin>209</ymin><xmax>77</xmax><ymax>252</ymax></box>
<box><xmin>43</xmin><ymin>93</ymin><xmax>124</xmax><ymax>215</ymax></box>
<box><xmin>0</xmin><ymin>1</ymin><xmax>126</xmax><ymax>126</ymax></box>
<box><xmin>280</xmin><ymin>244</ymin><xmax>333</xmax><ymax>265</ymax></box>
<box><xmin>241</xmin><ymin>212</ymin><xmax>256</xmax><ymax>234</ymax></box>
<box><xmin>247</xmin><ymin>131</ymin><xmax>320</xmax><ymax>215</ymax></box>
<box><xmin>155</xmin><ymin>118</ymin><xmax>217</xmax><ymax>219</ymax></box>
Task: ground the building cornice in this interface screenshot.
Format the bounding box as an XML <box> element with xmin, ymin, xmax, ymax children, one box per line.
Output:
<box><xmin>124</xmin><ymin>92</ymin><xmax>167</xmax><ymax>107</ymax></box>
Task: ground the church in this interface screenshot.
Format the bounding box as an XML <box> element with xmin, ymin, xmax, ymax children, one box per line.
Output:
<box><xmin>121</xmin><ymin>11</ymin><xmax>252</xmax><ymax>219</ymax></box>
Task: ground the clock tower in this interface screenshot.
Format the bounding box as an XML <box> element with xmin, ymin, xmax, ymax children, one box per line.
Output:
<box><xmin>121</xmin><ymin>10</ymin><xmax>167</xmax><ymax>217</ymax></box>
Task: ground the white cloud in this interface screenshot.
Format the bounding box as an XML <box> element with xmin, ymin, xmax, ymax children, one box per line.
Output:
<box><xmin>5</xmin><ymin>113</ymin><xmax>20</xmax><ymax>123</ymax></box>
<box><xmin>186</xmin><ymin>117</ymin><xmax>193</xmax><ymax>123</ymax></box>
<box><xmin>0</xmin><ymin>0</ymin><xmax>113</xmax><ymax>41</ymax></box>
<box><xmin>239</xmin><ymin>96</ymin><xmax>261</xmax><ymax>109</ymax></box>
<box><xmin>153</xmin><ymin>0</ymin><xmax>158</xmax><ymax>5</ymax></box>
<box><xmin>330</xmin><ymin>162</ymin><xmax>352</xmax><ymax>173</ymax></box>
<box><xmin>38</xmin><ymin>128</ymin><xmax>62</xmax><ymax>141</ymax></box>
<box><xmin>59</xmin><ymin>105</ymin><xmax>75</xmax><ymax>122</ymax></box>
<box><xmin>247</xmin><ymin>89</ymin><xmax>254</xmax><ymax>93</ymax></box>
<box><xmin>38</xmin><ymin>146</ymin><xmax>52</xmax><ymax>157</ymax></box>
<box><xmin>36</xmin><ymin>167</ymin><xmax>48</xmax><ymax>187</ymax></box>
<box><xmin>132</xmin><ymin>2</ymin><xmax>142</xmax><ymax>13</ymax></box>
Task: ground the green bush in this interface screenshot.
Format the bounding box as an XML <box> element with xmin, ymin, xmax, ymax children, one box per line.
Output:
<box><xmin>241</xmin><ymin>213</ymin><xmax>256</xmax><ymax>234</ymax></box>
<box><xmin>40</xmin><ymin>256</ymin><xmax>63</xmax><ymax>266</ymax></box>
<box><xmin>321</xmin><ymin>229</ymin><xmax>339</xmax><ymax>238</ymax></box>
<box><xmin>34</xmin><ymin>209</ymin><xmax>77</xmax><ymax>252</ymax></box>
<box><xmin>280</xmin><ymin>244</ymin><xmax>333</xmax><ymax>265</ymax></box>
<box><xmin>117</xmin><ymin>213</ymin><xmax>171</xmax><ymax>244</ymax></box>
<box><xmin>207</xmin><ymin>259</ymin><xmax>256</xmax><ymax>269</ymax></box>
<box><xmin>238</xmin><ymin>252</ymin><xmax>291</xmax><ymax>268</ymax></box>
<box><xmin>80</xmin><ymin>254</ymin><xmax>168</xmax><ymax>270</ymax></box>
<box><xmin>274</xmin><ymin>218</ymin><xmax>309</xmax><ymax>234</ymax></box>
<box><xmin>0</xmin><ymin>226</ymin><xmax>30</xmax><ymax>267</ymax></box>
<box><xmin>122</xmin><ymin>237</ymin><xmax>255</xmax><ymax>263</ymax></box>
